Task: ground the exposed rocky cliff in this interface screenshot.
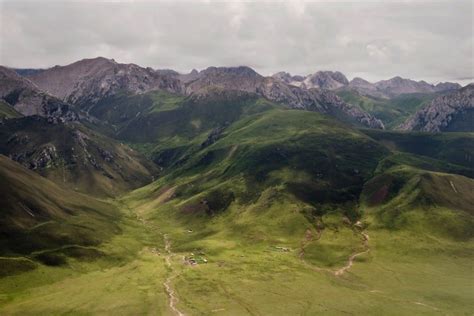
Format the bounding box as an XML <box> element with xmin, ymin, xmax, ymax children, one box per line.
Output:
<box><xmin>272</xmin><ymin>70</ymin><xmax>348</xmax><ymax>90</ymax></box>
<box><xmin>272</xmin><ymin>71</ymin><xmax>305</xmax><ymax>86</ymax></box>
<box><xmin>0</xmin><ymin>66</ymin><xmax>77</xmax><ymax>121</ymax></box>
<box><xmin>303</xmin><ymin>71</ymin><xmax>349</xmax><ymax>90</ymax></box>
<box><xmin>0</xmin><ymin>116</ymin><xmax>158</xmax><ymax>196</ymax></box>
<box><xmin>27</xmin><ymin>57</ymin><xmax>183</xmax><ymax>108</ymax></box>
<box><xmin>399</xmin><ymin>84</ymin><xmax>474</xmax><ymax>132</ymax></box>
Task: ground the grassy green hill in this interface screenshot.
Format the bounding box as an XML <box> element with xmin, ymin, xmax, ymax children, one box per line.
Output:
<box><xmin>0</xmin><ymin>116</ymin><xmax>158</xmax><ymax>197</ymax></box>
<box><xmin>362</xmin><ymin>165</ymin><xmax>474</xmax><ymax>238</ymax></box>
<box><xmin>361</xmin><ymin>129</ymin><xmax>474</xmax><ymax>171</ymax></box>
<box><xmin>0</xmin><ymin>155</ymin><xmax>121</xmax><ymax>274</ymax></box>
<box><xmin>139</xmin><ymin>109</ymin><xmax>387</xmax><ymax>221</ymax></box>
<box><xmin>87</xmin><ymin>89</ymin><xmax>281</xmax><ymax>169</ymax></box>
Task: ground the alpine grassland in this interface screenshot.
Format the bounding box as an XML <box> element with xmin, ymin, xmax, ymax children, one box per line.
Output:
<box><xmin>1</xmin><ymin>105</ymin><xmax>472</xmax><ymax>315</ymax></box>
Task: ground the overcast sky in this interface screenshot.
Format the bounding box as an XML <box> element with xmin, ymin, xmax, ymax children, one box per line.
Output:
<box><xmin>0</xmin><ymin>0</ymin><xmax>472</xmax><ymax>84</ymax></box>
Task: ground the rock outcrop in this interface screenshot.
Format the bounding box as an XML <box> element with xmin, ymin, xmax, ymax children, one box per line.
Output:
<box><xmin>399</xmin><ymin>84</ymin><xmax>474</xmax><ymax>132</ymax></box>
<box><xmin>27</xmin><ymin>57</ymin><xmax>183</xmax><ymax>108</ymax></box>
<box><xmin>0</xmin><ymin>66</ymin><xmax>77</xmax><ymax>121</ymax></box>
<box><xmin>0</xmin><ymin>116</ymin><xmax>158</xmax><ymax>196</ymax></box>
<box><xmin>272</xmin><ymin>70</ymin><xmax>348</xmax><ymax>90</ymax></box>
<box><xmin>303</xmin><ymin>71</ymin><xmax>349</xmax><ymax>90</ymax></box>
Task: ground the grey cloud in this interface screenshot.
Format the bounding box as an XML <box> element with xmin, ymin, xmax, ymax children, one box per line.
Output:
<box><xmin>0</xmin><ymin>0</ymin><xmax>472</xmax><ymax>83</ymax></box>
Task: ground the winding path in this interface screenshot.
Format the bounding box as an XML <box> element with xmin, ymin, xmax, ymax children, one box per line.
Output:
<box><xmin>133</xmin><ymin>207</ymin><xmax>185</xmax><ymax>316</ymax></box>
<box><xmin>301</xmin><ymin>228</ymin><xmax>370</xmax><ymax>277</ymax></box>
<box><xmin>163</xmin><ymin>234</ymin><xmax>185</xmax><ymax>316</ymax></box>
<box><xmin>334</xmin><ymin>231</ymin><xmax>370</xmax><ymax>276</ymax></box>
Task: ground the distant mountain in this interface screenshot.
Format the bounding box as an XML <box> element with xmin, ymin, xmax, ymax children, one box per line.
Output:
<box><xmin>348</xmin><ymin>76</ymin><xmax>461</xmax><ymax>99</ymax></box>
<box><xmin>184</xmin><ymin>67</ymin><xmax>384</xmax><ymax>129</ymax></box>
<box><xmin>26</xmin><ymin>57</ymin><xmax>183</xmax><ymax>108</ymax></box>
<box><xmin>20</xmin><ymin>60</ymin><xmax>382</xmax><ymax>129</ymax></box>
<box><xmin>272</xmin><ymin>71</ymin><xmax>461</xmax><ymax>99</ymax></box>
<box><xmin>272</xmin><ymin>70</ymin><xmax>349</xmax><ymax>90</ymax></box>
<box><xmin>13</xmin><ymin>68</ymin><xmax>45</xmax><ymax>76</ymax></box>
<box><xmin>434</xmin><ymin>82</ymin><xmax>462</xmax><ymax>92</ymax></box>
<box><xmin>183</xmin><ymin>66</ymin><xmax>263</xmax><ymax>95</ymax></box>
<box><xmin>399</xmin><ymin>84</ymin><xmax>474</xmax><ymax>132</ymax></box>
<box><xmin>0</xmin><ymin>66</ymin><xmax>77</xmax><ymax>121</ymax></box>
<box><xmin>0</xmin><ymin>116</ymin><xmax>158</xmax><ymax>196</ymax></box>
<box><xmin>272</xmin><ymin>71</ymin><xmax>305</xmax><ymax>86</ymax></box>
<box><xmin>347</xmin><ymin>77</ymin><xmax>387</xmax><ymax>99</ymax></box>
<box><xmin>303</xmin><ymin>71</ymin><xmax>349</xmax><ymax>90</ymax></box>
<box><xmin>375</xmin><ymin>76</ymin><xmax>438</xmax><ymax>96</ymax></box>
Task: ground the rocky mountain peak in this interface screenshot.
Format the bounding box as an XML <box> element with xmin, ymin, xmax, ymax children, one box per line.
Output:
<box><xmin>303</xmin><ymin>71</ymin><xmax>349</xmax><ymax>90</ymax></box>
<box><xmin>27</xmin><ymin>57</ymin><xmax>183</xmax><ymax>107</ymax></box>
<box><xmin>183</xmin><ymin>66</ymin><xmax>264</xmax><ymax>95</ymax></box>
<box><xmin>350</xmin><ymin>77</ymin><xmax>372</xmax><ymax>85</ymax></box>
<box><xmin>374</xmin><ymin>76</ymin><xmax>435</xmax><ymax>96</ymax></box>
<box><xmin>200</xmin><ymin>66</ymin><xmax>261</xmax><ymax>78</ymax></box>
<box><xmin>271</xmin><ymin>72</ymin><xmax>305</xmax><ymax>87</ymax></box>
<box><xmin>434</xmin><ymin>82</ymin><xmax>462</xmax><ymax>92</ymax></box>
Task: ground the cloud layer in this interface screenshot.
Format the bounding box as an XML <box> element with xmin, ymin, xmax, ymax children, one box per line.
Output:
<box><xmin>1</xmin><ymin>0</ymin><xmax>472</xmax><ymax>83</ymax></box>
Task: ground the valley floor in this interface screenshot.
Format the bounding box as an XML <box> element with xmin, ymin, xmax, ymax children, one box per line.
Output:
<box><xmin>0</xmin><ymin>193</ymin><xmax>472</xmax><ymax>316</ymax></box>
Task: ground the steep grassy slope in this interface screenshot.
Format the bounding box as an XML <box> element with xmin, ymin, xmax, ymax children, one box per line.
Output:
<box><xmin>337</xmin><ymin>90</ymin><xmax>436</xmax><ymax>129</ymax></box>
<box><xmin>0</xmin><ymin>100</ymin><xmax>22</xmax><ymax>119</ymax></box>
<box><xmin>87</xmin><ymin>88</ymin><xmax>280</xmax><ymax>165</ymax></box>
<box><xmin>148</xmin><ymin>109</ymin><xmax>388</xmax><ymax>219</ymax></box>
<box><xmin>442</xmin><ymin>108</ymin><xmax>474</xmax><ymax>132</ymax></box>
<box><xmin>0</xmin><ymin>155</ymin><xmax>121</xmax><ymax>274</ymax></box>
<box><xmin>0</xmin><ymin>116</ymin><xmax>158</xmax><ymax>197</ymax></box>
<box><xmin>362</xmin><ymin>165</ymin><xmax>474</xmax><ymax>239</ymax></box>
<box><xmin>361</xmin><ymin>129</ymin><xmax>474</xmax><ymax>173</ymax></box>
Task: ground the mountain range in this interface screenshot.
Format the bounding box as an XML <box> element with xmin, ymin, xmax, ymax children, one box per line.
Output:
<box><xmin>272</xmin><ymin>70</ymin><xmax>461</xmax><ymax>98</ymax></box>
<box><xmin>7</xmin><ymin>57</ymin><xmax>468</xmax><ymax>133</ymax></box>
<box><xmin>0</xmin><ymin>56</ymin><xmax>473</xmax><ymax>314</ymax></box>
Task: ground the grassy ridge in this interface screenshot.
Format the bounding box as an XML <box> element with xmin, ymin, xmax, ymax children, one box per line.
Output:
<box><xmin>362</xmin><ymin>165</ymin><xmax>474</xmax><ymax>238</ymax></box>
<box><xmin>361</xmin><ymin>129</ymin><xmax>474</xmax><ymax>171</ymax></box>
<box><xmin>0</xmin><ymin>155</ymin><xmax>122</xmax><ymax>274</ymax></box>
